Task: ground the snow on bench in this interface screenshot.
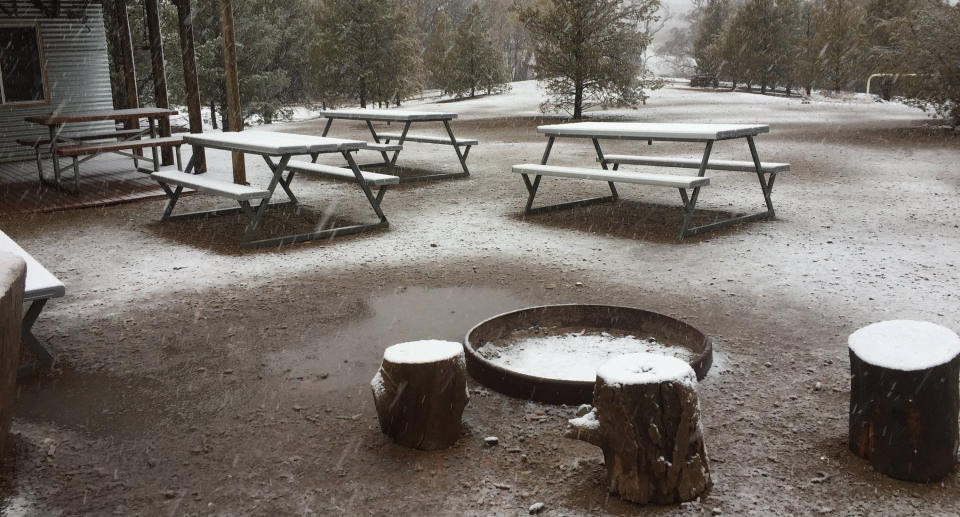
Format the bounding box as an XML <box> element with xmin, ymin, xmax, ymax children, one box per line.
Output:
<box><xmin>16</xmin><ymin>129</ymin><xmax>146</xmax><ymax>148</ymax></box>
<box><xmin>363</xmin><ymin>142</ymin><xmax>403</xmax><ymax>152</ymax></box>
<box><xmin>603</xmin><ymin>154</ymin><xmax>790</xmax><ymax>174</ymax></box>
<box><xmin>55</xmin><ymin>135</ymin><xmax>184</xmax><ymax>157</ymax></box>
<box><xmin>513</xmin><ymin>164</ymin><xmax>710</xmax><ymax>189</ymax></box>
<box><xmin>285</xmin><ymin>161</ymin><xmax>399</xmax><ymax>187</ymax></box>
<box><xmin>0</xmin><ymin>230</ymin><xmax>65</xmax><ymax>302</ymax></box>
<box><xmin>378</xmin><ymin>133</ymin><xmax>478</xmax><ymax>146</ymax></box>
<box><xmin>151</xmin><ymin>170</ymin><xmax>271</xmax><ymax>201</ymax></box>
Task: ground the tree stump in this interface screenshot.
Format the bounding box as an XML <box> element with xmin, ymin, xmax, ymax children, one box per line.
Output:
<box><xmin>0</xmin><ymin>252</ymin><xmax>26</xmax><ymax>459</ymax></box>
<box><xmin>848</xmin><ymin>320</ymin><xmax>960</xmax><ymax>482</ymax></box>
<box><xmin>371</xmin><ymin>340</ymin><xmax>469</xmax><ymax>450</ymax></box>
<box><xmin>567</xmin><ymin>353</ymin><xmax>711</xmax><ymax>504</ymax></box>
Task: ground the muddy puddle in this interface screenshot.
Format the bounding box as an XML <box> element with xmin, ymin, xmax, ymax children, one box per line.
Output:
<box><xmin>263</xmin><ymin>286</ymin><xmax>535</xmax><ymax>400</ymax></box>
<box><xmin>14</xmin><ymin>368</ymin><xmax>170</xmax><ymax>438</ymax></box>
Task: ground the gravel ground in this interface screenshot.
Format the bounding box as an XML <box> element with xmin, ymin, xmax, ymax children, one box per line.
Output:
<box><xmin>1</xmin><ymin>84</ymin><xmax>958</xmax><ymax>516</ymax></box>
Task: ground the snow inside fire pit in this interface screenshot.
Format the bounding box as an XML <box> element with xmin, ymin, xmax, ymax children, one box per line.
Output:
<box><xmin>477</xmin><ymin>327</ymin><xmax>695</xmax><ymax>382</ymax></box>
<box><xmin>464</xmin><ymin>304</ymin><xmax>712</xmax><ymax>404</ymax></box>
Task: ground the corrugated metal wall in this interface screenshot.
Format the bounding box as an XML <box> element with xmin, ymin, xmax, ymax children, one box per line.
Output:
<box><xmin>0</xmin><ymin>1</ymin><xmax>114</xmax><ymax>163</ymax></box>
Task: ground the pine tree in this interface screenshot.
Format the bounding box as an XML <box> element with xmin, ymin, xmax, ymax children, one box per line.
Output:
<box><xmin>519</xmin><ymin>0</ymin><xmax>663</xmax><ymax>119</ymax></box>
<box><xmin>812</xmin><ymin>0</ymin><xmax>866</xmax><ymax>91</ymax></box>
<box><xmin>312</xmin><ymin>0</ymin><xmax>422</xmax><ymax>108</ymax></box>
<box><xmin>423</xmin><ymin>13</ymin><xmax>455</xmax><ymax>92</ymax></box>
<box><xmin>693</xmin><ymin>0</ymin><xmax>729</xmax><ymax>77</ymax></box>
<box><xmin>446</xmin><ymin>3</ymin><xmax>509</xmax><ymax>98</ymax></box>
<box><xmin>892</xmin><ymin>0</ymin><xmax>960</xmax><ymax>126</ymax></box>
<box><xmin>792</xmin><ymin>0</ymin><xmax>820</xmax><ymax>95</ymax></box>
<box><xmin>861</xmin><ymin>0</ymin><xmax>917</xmax><ymax>99</ymax></box>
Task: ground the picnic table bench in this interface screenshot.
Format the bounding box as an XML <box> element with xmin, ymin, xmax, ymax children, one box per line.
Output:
<box><xmin>319</xmin><ymin>109</ymin><xmax>476</xmax><ymax>182</ymax></box>
<box><xmin>22</xmin><ymin>108</ymin><xmax>183</xmax><ymax>192</ymax></box>
<box><xmin>515</xmin><ymin>122</ymin><xmax>788</xmax><ymax>238</ymax></box>
<box><xmin>153</xmin><ymin>132</ymin><xmax>397</xmax><ymax>248</ymax></box>
<box><xmin>0</xmin><ymin>230</ymin><xmax>65</xmax><ymax>372</ymax></box>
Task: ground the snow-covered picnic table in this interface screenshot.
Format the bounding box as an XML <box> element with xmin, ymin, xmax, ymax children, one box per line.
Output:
<box><xmin>151</xmin><ymin>131</ymin><xmax>398</xmax><ymax>248</ymax></box>
<box><xmin>0</xmin><ymin>230</ymin><xmax>65</xmax><ymax>372</ymax></box>
<box><xmin>513</xmin><ymin>122</ymin><xmax>788</xmax><ymax>238</ymax></box>
<box><xmin>318</xmin><ymin>108</ymin><xmax>477</xmax><ymax>182</ymax></box>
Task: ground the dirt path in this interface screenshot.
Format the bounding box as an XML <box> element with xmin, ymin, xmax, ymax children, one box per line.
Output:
<box><xmin>1</xmin><ymin>86</ymin><xmax>958</xmax><ymax>515</ymax></box>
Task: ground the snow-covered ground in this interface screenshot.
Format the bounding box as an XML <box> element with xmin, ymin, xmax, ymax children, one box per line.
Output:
<box><xmin>3</xmin><ymin>81</ymin><xmax>959</xmax><ymax>516</ymax></box>
<box><xmin>171</xmin><ymin>79</ymin><xmax>930</xmax><ymax>134</ymax></box>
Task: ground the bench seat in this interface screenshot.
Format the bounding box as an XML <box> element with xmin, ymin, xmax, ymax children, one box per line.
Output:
<box><xmin>55</xmin><ymin>135</ymin><xmax>184</xmax><ymax>157</ymax></box>
<box><xmin>16</xmin><ymin>129</ymin><xmax>147</xmax><ymax>148</ymax></box>
<box><xmin>513</xmin><ymin>164</ymin><xmax>710</xmax><ymax>189</ymax></box>
<box><xmin>378</xmin><ymin>133</ymin><xmax>478</xmax><ymax>146</ymax></box>
<box><xmin>603</xmin><ymin>154</ymin><xmax>790</xmax><ymax>174</ymax></box>
<box><xmin>363</xmin><ymin>142</ymin><xmax>403</xmax><ymax>152</ymax></box>
<box><xmin>152</xmin><ymin>170</ymin><xmax>271</xmax><ymax>201</ymax></box>
<box><xmin>0</xmin><ymin>230</ymin><xmax>65</xmax><ymax>302</ymax></box>
<box><xmin>286</xmin><ymin>161</ymin><xmax>399</xmax><ymax>187</ymax></box>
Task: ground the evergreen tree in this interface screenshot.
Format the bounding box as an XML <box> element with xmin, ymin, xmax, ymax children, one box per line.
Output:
<box><xmin>312</xmin><ymin>0</ymin><xmax>422</xmax><ymax>108</ymax></box>
<box><xmin>519</xmin><ymin>0</ymin><xmax>663</xmax><ymax>119</ymax></box>
<box><xmin>693</xmin><ymin>0</ymin><xmax>728</xmax><ymax>77</ymax></box>
<box><xmin>861</xmin><ymin>0</ymin><xmax>916</xmax><ymax>99</ymax></box>
<box><xmin>423</xmin><ymin>13</ymin><xmax>455</xmax><ymax>91</ymax></box>
<box><xmin>812</xmin><ymin>0</ymin><xmax>866</xmax><ymax>91</ymax></box>
<box><xmin>892</xmin><ymin>0</ymin><xmax>960</xmax><ymax>126</ymax></box>
<box><xmin>446</xmin><ymin>4</ymin><xmax>509</xmax><ymax>98</ymax></box>
<box><xmin>792</xmin><ymin>0</ymin><xmax>820</xmax><ymax>95</ymax></box>
<box><xmin>157</xmin><ymin>0</ymin><xmax>309</xmax><ymax>126</ymax></box>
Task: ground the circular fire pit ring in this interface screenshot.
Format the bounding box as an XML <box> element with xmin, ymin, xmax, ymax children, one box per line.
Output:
<box><xmin>463</xmin><ymin>304</ymin><xmax>712</xmax><ymax>405</ymax></box>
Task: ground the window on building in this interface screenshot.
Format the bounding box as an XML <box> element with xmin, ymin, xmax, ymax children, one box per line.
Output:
<box><xmin>0</xmin><ymin>24</ymin><xmax>47</xmax><ymax>105</ymax></box>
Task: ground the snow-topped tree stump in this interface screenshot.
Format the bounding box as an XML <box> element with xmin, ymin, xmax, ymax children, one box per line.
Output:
<box><xmin>371</xmin><ymin>340</ymin><xmax>469</xmax><ymax>450</ymax></box>
<box><xmin>848</xmin><ymin>320</ymin><xmax>960</xmax><ymax>482</ymax></box>
<box><xmin>567</xmin><ymin>353</ymin><xmax>711</xmax><ymax>504</ymax></box>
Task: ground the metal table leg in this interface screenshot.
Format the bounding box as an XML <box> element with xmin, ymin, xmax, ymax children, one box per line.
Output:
<box><xmin>18</xmin><ymin>298</ymin><xmax>55</xmax><ymax>376</ymax></box>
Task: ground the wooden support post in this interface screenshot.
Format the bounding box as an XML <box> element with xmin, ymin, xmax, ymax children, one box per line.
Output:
<box><xmin>848</xmin><ymin>320</ymin><xmax>960</xmax><ymax>482</ymax></box>
<box><xmin>144</xmin><ymin>0</ymin><xmax>173</xmax><ymax>166</ymax></box>
<box><xmin>218</xmin><ymin>0</ymin><xmax>245</xmax><ymax>184</ymax></box>
<box><xmin>172</xmin><ymin>0</ymin><xmax>205</xmax><ymax>173</ymax></box>
<box><xmin>371</xmin><ymin>340</ymin><xmax>469</xmax><ymax>450</ymax></box>
<box><xmin>114</xmin><ymin>0</ymin><xmax>142</xmax><ymax>158</ymax></box>
<box><xmin>0</xmin><ymin>254</ymin><xmax>25</xmax><ymax>459</ymax></box>
<box><xmin>567</xmin><ymin>353</ymin><xmax>711</xmax><ymax>505</ymax></box>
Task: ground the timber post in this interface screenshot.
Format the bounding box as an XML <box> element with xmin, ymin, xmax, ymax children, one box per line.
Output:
<box><xmin>218</xmin><ymin>0</ymin><xmax>246</xmax><ymax>184</ymax></box>
<box><xmin>172</xmin><ymin>0</ymin><xmax>205</xmax><ymax>173</ymax></box>
<box><xmin>144</xmin><ymin>0</ymin><xmax>174</xmax><ymax>166</ymax></box>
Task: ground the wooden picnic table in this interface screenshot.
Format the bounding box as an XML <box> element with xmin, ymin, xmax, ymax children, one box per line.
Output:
<box><xmin>0</xmin><ymin>230</ymin><xmax>65</xmax><ymax>372</ymax></box>
<box><xmin>515</xmin><ymin>122</ymin><xmax>788</xmax><ymax>238</ymax></box>
<box><xmin>152</xmin><ymin>131</ymin><xmax>398</xmax><ymax>248</ymax></box>
<box><xmin>318</xmin><ymin>108</ymin><xmax>477</xmax><ymax>183</ymax></box>
<box><xmin>23</xmin><ymin>107</ymin><xmax>181</xmax><ymax>191</ymax></box>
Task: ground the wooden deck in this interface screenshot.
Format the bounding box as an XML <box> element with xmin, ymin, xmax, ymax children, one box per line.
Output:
<box><xmin>0</xmin><ymin>155</ymin><xmax>170</xmax><ymax>216</ymax></box>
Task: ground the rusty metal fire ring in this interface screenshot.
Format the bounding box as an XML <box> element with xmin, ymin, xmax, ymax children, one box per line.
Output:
<box><xmin>463</xmin><ymin>304</ymin><xmax>712</xmax><ymax>405</ymax></box>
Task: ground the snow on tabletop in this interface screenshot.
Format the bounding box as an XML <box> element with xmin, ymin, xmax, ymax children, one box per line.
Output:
<box><xmin>383</xmin><ymin>340</ymin><xmax>463</xmax><ymax>364</ymax></box>
<box><xmin>478</xmin><ymin>329</ymin><xmax>694</xmax><ymax>383</ymax></box>
<box><xmin>848</xmin><ymin>320</ymin><xmax>960</xmax><ymax>371</ymax></box>
<box><xmin>597</xmin><ymin>353</ymin><xmax>696</xmax><ymax>387</ymax></box>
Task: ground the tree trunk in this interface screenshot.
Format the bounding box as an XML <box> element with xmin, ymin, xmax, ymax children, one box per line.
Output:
<box><xmin>849</xmin><ymin>321</ymin><xmax>960</xmax><ymax>482</ymax></box>
<box><xmin>173</xmin><ymin>0</ymin><xmax>205</xmax><ymax>172</ymax></box>
<box><xmin>573</xmin><ymin>83</ymin><xmax>584</xmax><ymax>120</ymax></box>
<box><xmin>568</xmin><ymin>354</ymin><xmax>711</xmax><ymax>504</ymax></box>
<box><xmin>210</xmin><ymin>99</ymin><xmax>218</xmax><ymax>130</ymax></box>
<box><xmin>144</xmin><ymin>0</ymin><xmax>173</xmax><ymax>166</ymax></box>
<box><xmin>0</xmin><ymin>253</ymin><xmax>25</xmax><ymax>460</ymax></box>
<box><xmin>371</xmin><ymin>341</ymin><xmax>469</xmax><ymax>450</ymax></box>
<box><xmin>218</xmin><ymin>0</ymin><xmax>245</xmax><ymax>184</ymax></box>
